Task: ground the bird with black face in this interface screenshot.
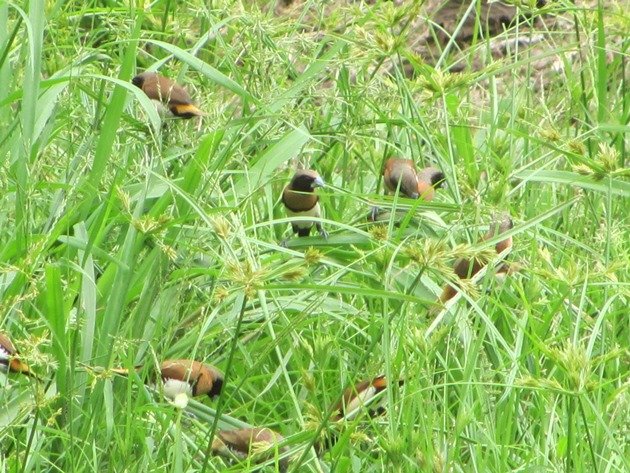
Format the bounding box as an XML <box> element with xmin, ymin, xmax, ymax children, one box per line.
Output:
<box><xmin>317</xmin><ymin>374</ymin><xmax>404</xmax><ymax>452</ymax></box>
<box><xmin>417</xmin><ymin>166</ymin><xmax>446</xmax><ymax>202</ymax></box>
<box><xmin>439</xmin><ymin>214</ymin><xmax>514</xmax><ymax>304</ymax></box>
<box><xmin>0</xmin><ymin>333</ymin><xmax>38</xmax><ymax>380</ymax></box>
<box><xmin>369</xmin><ymin>159</ymin><xmax>445</xmax><ymax>223</ymax></box>
<box><xmin>110</xmin><ymin>359</ymin><xmax>223</xmax><ymax>408</ymax></box>
<box><xmin>383</xmin><ymin>159</ymin><xmax>446</xmax><ymax>200</ymax></box>
<box><xmin>332</xmin><ymin>375</ymin><xmax>404</xmax><ymax>421</ymax></box>
<box><xmin>383</xmin><ymin>158</ymin><xmax>421</xmax><ymax>199</ymax></box>
<box><xmin>282</xmin><ymin>169</ymin><xmax>328</xmax><ymax>239</ymax></box>
<box><xmin>131</xmin><ymin>72</ymin><xmax>203</xmax><ymax>119</ymax></box>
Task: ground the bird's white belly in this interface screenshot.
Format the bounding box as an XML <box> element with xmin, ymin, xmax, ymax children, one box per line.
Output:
<box><xmin>286</xmin><ymin>202</ymin><xmax>321</xmax><ymax>229</ymax></box>
<box><xmin>0</xmin><ymin>346</ymin><xmax>9</xmax><ymax>372</ymax></box>
<box><xmin>162</xmin><ymin>378</ymin><xmax>193</xmax><ymax>399</ymax></box>
<box><xmin>344</xmin><ymin>386</ymin><xmax>378</xmax><ymax>420</ymax></box>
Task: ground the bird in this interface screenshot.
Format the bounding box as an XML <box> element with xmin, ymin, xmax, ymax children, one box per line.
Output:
<box><xmin>110</xmin><ymin>359</ymin><xmax>223</xmax><ymax>407</ymax></box>
<box><xmin>0</xmin><ymin>333</ymin><xmax>37</xmax><ymax>379</ymax></box>
<box><xmin>131</xmin><ymin>72</ymin><xmax>203</xmax><ymax>119</ymax></box>
<box><xmin>417</xmin><ymin>166</ymin><xmax>446</xmax><ymax>202</ymax></box>
<box><xmin>382</xmin><ymin>159</ymin><xmax>445</xmax><ymax>201</ymax></box>
<box><xmin>332</xmin><ymin>375</ymin><xmax>404</xmax><ymax>421</ymax></box>
<box><xmin>211</xmin><ymin>427</ymin><xmax>289</xmax><ymax>472</ymax></box>
<box><xmin>383</xmin><ymin>158</ymin><xmax>421</xmax><ymax>199</ymax></box>
<box><xmin>370</xmin><ymin>161</ymin><xmax>445</xmax><ymax>223</ymax></box>
<box><xmin>315</xmin><ymin>375</ymin><xmax>404</xmax><ymax>453</ymax></box>
<box><xmin>281</xmin><ymin>169</ymin><xmax>328</xmax><ymax>239</ymax></box>
<box><xmin>439</xmin><ymin>214</ymin><xmax>514</xmax><ymax>304</ymax></box>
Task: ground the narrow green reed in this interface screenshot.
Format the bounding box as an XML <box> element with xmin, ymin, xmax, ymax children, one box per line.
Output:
<box><xmin>14</xmin><ymin>0</ymin><xmax>44</xmax><ymax>257</ymax></box>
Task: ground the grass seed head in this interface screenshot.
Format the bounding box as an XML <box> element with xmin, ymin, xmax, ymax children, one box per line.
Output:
<box><xmin>597</xmin><ymin>142</ymin><xmax>620</xmax><ymax>173</ymax></box>
<box><xmin>47</xmin><ymin>408</ymin><xmax>64</xmax><ymax>427</ymax></box>
<box><xmin>572</xmin><ymin>164</ymin><xmax>594</xmax><ymax>176</ymax></box>
<box><xmin>227</xmin><ymin>260</ymin><xmax>267</xmax><ymax>296</ymax></box>
<box><xmin>116</xmin><ymin>186</ymin><xmax>131</xmax><ymax>213</ymax></box>
<box><xmin>567</xmin><ymin>139</ymin><xmax>586</xmax><ymax>155</ymax></box>
<box><xmin>132</xmin><ymin>215</ymin><xmax>170</xmax><ymax>235</ymax></box>
<box><xmin>157</xmin><ymin>242</ymin><xmax>178</xmax><ymax>261</ymax></box>
<box><xmin>375</xmin><ymin>30</ymin><xmax>396</xmax><ymax>53</ymax></box>
<box><xmin>304</xmin><ymin>402</ymin><xmax>325</xmax><ymax>427</ymax></box>
<box><xmin>213</xmin><ymin>286</ymin><xmax>230</xmax><ymax>304</ymax></box>
<box><xmin>211</xmin><ymin>216</ymin><xmax>231</xmax><ymax>240</ymax></box>
<box><xmin>549</xmin><ymin>341</ymin><xmax>591</xmax><ymax>392</ymax></box>
<box><xmin>370</xmin><ymin>224</ymin><xmax>389</xmax><ymax>242</ymax></box>
<box><xmin>304</xmin><ymin>247</ymin><xmax>323</xmax><ymax>266</ymax></box>
<box><xmin>539</xmin><ymin>126</ymin><xmax>561</xmax><ymax>142</ymax></box>
<box><xmin>301</xmin><ymin>370</ymin><xmax>316</xmax><ymax>392</ymax></box>
<box><xmin>281</xmin><ymin>266</ymin><xmax>307</xmax><ymax>281</ymax></box>
<box><xmin>405</xmin><ymin>239</ymin><xmax>450</xmax><ymax>273</ymax></box>
<box><xmin>417</xmin><ymin>69</ymin><xmax>475</xmax><ymax>95</ymax></box>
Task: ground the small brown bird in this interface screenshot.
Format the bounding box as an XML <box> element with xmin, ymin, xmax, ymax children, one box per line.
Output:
<box><xmin>417</xmin><ymin>166</ymin><xmax>446</xmax><ymax>202</ymax></box>
<box><xmin>382</xmin><ymin>159</ymin><xmax>445</xmax><ymax>201</ymax></box>
<box><xmin>211</xmin><ymin>427</ymin><xmax>289</xmax><ymax>472</ymax></box>
<box><xmin>282</xmin><ymin>169</ymin><xmax>328</xmax><ymax>238</ymax></box>
<box><xmin>333</xmin><ymin>375</ymin><xmax>404</xmax><ymax>421</ymax></box>
<box><xmin>131</xmin><ymin>72</ymin><xmax>203</xmax><ymax>118</ymax></box>
<box><xmin>439</xmin><ymin>215</ymin><xmax>514</xmax><ymax>304</ymax></box>
<box><xmin>112</xmin><ymin>359</ymin><xmax>223</xmax><ymax>406</ymax></box>
<box><xmin>0</xmin><ymin>333</ymin><xmax>36</xmax><ymax>379</ymax></box>
<box><xmin>315</xmin><ymin>375</ymin><xmax>404</xmax><ymax>453</ymax></box>
<box><xmin>383</xmin><ymin>158</ymin><xmax>420</xmax><ymax>199</ymax></box>
<box><xmin>370</xmin><ymin>161</ymin><xmax>445</xmax><ymax>222</ymax></box>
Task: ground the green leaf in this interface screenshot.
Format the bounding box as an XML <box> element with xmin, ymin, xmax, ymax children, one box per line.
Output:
<box><xmin>234</xmin><ymin>124</ymin><xmax>311</xmax><ymax>197</ymax></box>
<box><xmin>515</xmin><ymin>170</ymin><xmax>630</xmax><ymax>198</ymax></box>
<box><xmin>146</xmin><ymin>39</ymin><xmax>255</xmax><ymax>102</ymax></box>
<box><xmin>87</xmin><ymin>73</ymin><xmax>162</xmax><ymax>133</ymax></box>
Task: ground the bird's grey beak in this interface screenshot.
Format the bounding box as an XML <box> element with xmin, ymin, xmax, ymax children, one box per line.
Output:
<box><xmin>312</xmin><ymin>177</ymin><xmax>325</xmax><ymax>188</ymax></box>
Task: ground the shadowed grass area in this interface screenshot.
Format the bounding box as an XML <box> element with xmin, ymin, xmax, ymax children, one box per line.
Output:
<box><xmin>1</xmin><ymin>1</ymin><xmax>628</xmax><ymax>472</ymax></box>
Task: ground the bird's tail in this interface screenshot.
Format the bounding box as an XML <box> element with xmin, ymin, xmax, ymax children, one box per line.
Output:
<box><xmin>10</xmin><ymin>358</ymin><xmax>42</xmax><ymax>381</ymax></box>
<box><xmin>170</xmin><ymin>103</ymin><xmax>204</xmax><ymax>118</ymax></box>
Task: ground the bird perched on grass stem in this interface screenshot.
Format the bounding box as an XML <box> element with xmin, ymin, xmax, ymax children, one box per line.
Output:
<box><xmin>332</xmin><ymin>375</ymin><xmax>404</xmax><ymax>421</ymax></box>
<box><xmin>282</xmin><ymin>169</ymin><xmax>328</xmax><ymax>239</ymax></box>
<box><xmin>416</xmin><ymin>166</ymin><xmax>446</xmax><ymax>202</ymax></box>
<box><xmin>131</xmin><ymin>72</ymin><xmax>204</xmax><ymax>119</ymax></box>
<box><xmin>370</xmin><ymin>159</ymin><xmax>445</xmax><ymax>222</ymax></box>
<box><xmin>439</xmin><ymin>214</ymin><xmax>514</xmax><ymax>304</ymax></box>
<box><xmin>110</xmin><ymin>359</ymin><xmax>223</xmax><ymax>407</ymax></box>
<box><xmin>0</xmin><ymin>333</ymin><xmax>38</xmax><ymax>380</ymax></box>
<box><xmin>316</xmin><ymin>375</ymin><xmax>404</xmax><ymax>452</ymax></box>
<box><xmin>383</xmin><ymin>158</ymin><xmax>422</xmax><ymax>199</ymax></box>
<box><xmin>211</xmin><ymin>427</ymin><xmax>289</xmax><ymax>472</ymax></box>
<box><xmin>383</xmin><ymin>159</ymin><xmax>445</xmax><ymax>200</ymax></box>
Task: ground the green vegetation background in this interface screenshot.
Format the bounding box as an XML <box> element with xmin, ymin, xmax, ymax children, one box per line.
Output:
<box><xmin>0</xmin><ymin>1</ymin><xmax>627</xmax><ymax>472</ymax></box>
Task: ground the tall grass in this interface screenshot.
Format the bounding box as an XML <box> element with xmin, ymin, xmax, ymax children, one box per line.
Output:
<box><xmin>1</xmin><ymin>1</ymin><xmax>628</xmax><ymax>472</ymax></box>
